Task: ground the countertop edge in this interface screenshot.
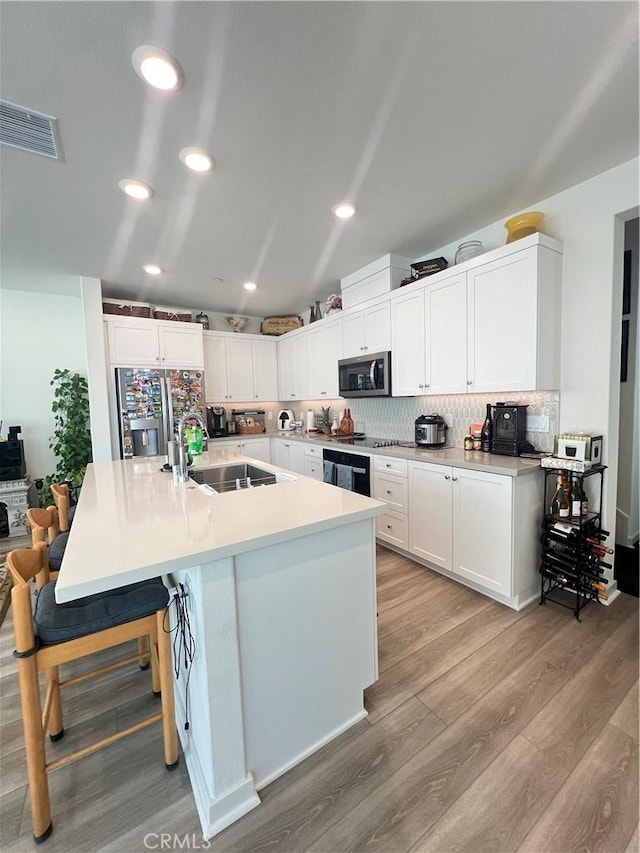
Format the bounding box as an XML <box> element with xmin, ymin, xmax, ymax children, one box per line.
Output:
<box><xmin>211</xmin><ymin>432</ymin><xmax>543</xmax><ymax>477</ymax></box>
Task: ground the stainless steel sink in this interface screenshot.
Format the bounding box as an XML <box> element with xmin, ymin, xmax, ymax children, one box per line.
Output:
<box><xmin>189</xmin><ymin>463</ymin><xmax>276</xmax><ymax>492</ymax></box>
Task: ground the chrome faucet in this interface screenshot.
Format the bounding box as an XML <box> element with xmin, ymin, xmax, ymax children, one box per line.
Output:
<box><xmin>176</xmin><ymin>409</ymin><xmax>208</xmax><ymax>482</ymax></box>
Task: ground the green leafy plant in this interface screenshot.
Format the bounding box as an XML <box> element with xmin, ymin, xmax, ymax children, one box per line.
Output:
<box><xmin>38</xmin><ymin>369</ymin><xmax>92</xmax><ymax>506</ymax></box>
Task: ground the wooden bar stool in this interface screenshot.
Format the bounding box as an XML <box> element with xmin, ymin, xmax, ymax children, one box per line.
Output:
<box><xmin>50</xmin><ymin>484</ymin><xmax>75</xmax><ymax>532</ymax></box>
<box><xmin>7</xmin><ymin>543</ymin><xmax>178</xmax><ymax>843</ymax></box>
<box><xmin>26</xmin><ymin>507</ymin><xmax>68</xmax><ymax>572</ymax></box>
<box><xmin>26</xmin><ymin>507</ymin><xmax>151</xmax><ymax>666</ymax></box>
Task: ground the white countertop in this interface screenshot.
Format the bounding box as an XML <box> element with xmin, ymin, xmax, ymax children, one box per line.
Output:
<box><xmin>219</xmin><ymin>431</ymin><xmax>543</xmax><ymax>477</ymax></box>
<box><xmin>55</xmin><ymin>449</ymin><xmax>385</xmax><ymax>603</ymax></box>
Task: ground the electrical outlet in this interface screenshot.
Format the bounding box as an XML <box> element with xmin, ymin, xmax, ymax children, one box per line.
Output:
<box><xmin>527</xmin><ymin>415</ymin><xmax>549</xmax><ymax>432</ymax></box>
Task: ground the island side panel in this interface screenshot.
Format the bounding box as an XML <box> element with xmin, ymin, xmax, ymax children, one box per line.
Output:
<box><xmin>170</xmin><ymin>559</ymin><xmax>260</xmax><ymax>839</ymax></box>
<box><xmin>235</xmin><ymin>518</ymin><xmax>378</xmax><ymax>789</ymax></box>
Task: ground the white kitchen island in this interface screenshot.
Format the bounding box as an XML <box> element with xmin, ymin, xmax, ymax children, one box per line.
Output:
<box><xmin>55</xmin><ymin>449</ymin><xmax>385</xmax><ymax>839</ymax></box>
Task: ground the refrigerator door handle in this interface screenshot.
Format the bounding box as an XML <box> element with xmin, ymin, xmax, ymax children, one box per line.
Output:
<box><xmin>161</xmin><ymin>374</ymin><xmax>173</xmax><ymax>447</ymax></box>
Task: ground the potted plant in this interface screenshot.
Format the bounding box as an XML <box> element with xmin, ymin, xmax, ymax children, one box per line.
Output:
<box><xmin>37</xmin><ymin>369</ymin><xmax>92</xmax><ymax>507</ymax></box>
<box><xmin>319</xmin><ymin>406</ymin><xmax>333</xmax><ymax>436</ymax></box>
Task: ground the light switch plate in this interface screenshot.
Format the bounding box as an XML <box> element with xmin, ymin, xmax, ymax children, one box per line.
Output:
<box><xmin>527</xmin><ymin>415</ymin><xmax>549</xmax><ymax>432</ymax></box>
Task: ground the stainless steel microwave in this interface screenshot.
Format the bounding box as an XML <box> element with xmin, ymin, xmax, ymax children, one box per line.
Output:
<box><xmin>338</xmin><ymin>351</ymin><xmax>392</xmax><ymax>398</ymax></box>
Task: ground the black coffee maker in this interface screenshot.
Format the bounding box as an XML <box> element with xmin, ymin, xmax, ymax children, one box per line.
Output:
<box><xmin>206</xmin><ymin>406</ymin><xmax>228</xmax><ymax>438</ymax></box>
<box><xmin>490</xmin><ymin>403</ymin><xmax>531</xmax><ymax>456</ymax></box>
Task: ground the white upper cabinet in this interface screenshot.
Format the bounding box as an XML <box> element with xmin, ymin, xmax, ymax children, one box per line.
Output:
<box><xmin>425</xmin><ymin>273</ymin><xmax>468</xmax><ymax>395</ymax></box>
<box><xmin>390</xmin><ymin>235</ymin><xmax>562</xmax><ymax>397</ymax></box>
<box><xmin>106</xmin><ymin>316</ymin><xmax>204</xmax><ymax>368</ymax></box>
<box><xmin>307</xmin><ymin>317</ymin><xmax>343</xmax><ymax>399</ymax></box>
<box><xmin>466</xmin><ymin>242</ymin><xmax>561</xmax><ymax>392</ymax></box>
<box><xmin>251</xmin><ymin>338</ymin><xmax>279</xmax><ymax>402</ymax></box>
<box><xmin>278</xmin><ymin>332</ymin><xmax>309</xmax><ymax>401</ymax></box>
<box><xmin>203</xmin><ymin>332</ymin><xmax>277</xmax><ymax>402</ymax></box>
<box><xmin>390</xmin><ymin>288</ymin><xmax>427</xmax><ymax>396</ymax></box>
<box><xmin>342</xmin><ymin>301</ymin><xmax>391</xmax><ymax>358</ymax></box>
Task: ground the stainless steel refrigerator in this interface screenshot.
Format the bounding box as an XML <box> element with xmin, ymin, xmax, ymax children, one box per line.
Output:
<box><xmin>115</xmin><ymin>368</ymin><xmax>205</xmax><ymax>459</ymax></box>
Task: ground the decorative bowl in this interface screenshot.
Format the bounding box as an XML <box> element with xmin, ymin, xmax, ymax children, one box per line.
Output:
<box><xmin>225</xmin><ymin>316</ymin><xmax>249</xmax><ymax>333</ymax></box>
<box><xmin>504</xmin><ymin>211</ymin><xmax>545</xmax><ymax>244</ymax></box>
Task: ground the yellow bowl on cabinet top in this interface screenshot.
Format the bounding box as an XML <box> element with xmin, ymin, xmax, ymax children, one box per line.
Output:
<box><xmin>504</xmin><ymin>211</ymin><xmax>545</xmax><ymax>244</ymax></box>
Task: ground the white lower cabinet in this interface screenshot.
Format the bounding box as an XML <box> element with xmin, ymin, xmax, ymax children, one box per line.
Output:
<box><xmin>273</xmin><ymin>439</ymin><xmax>305</xmax><ymax>474</ymax></box>
<box><xmin>209</xmin><ymin>437</ymin><xmax>271</xmax><ymax>464</ymax></box>
<box><xmin>406</xmin><ymin>460</ymin><xmax>541</xmax><ymax>609</ymax></box>
<box><xmin>303</xmin><ymin>443</ymin><xmax>324</xmax><ymax>480</ymax></box>
<box><xmin>374</xmin><ymin>456</ymin><xmax>409</xmax><ymax>549</ymax></box>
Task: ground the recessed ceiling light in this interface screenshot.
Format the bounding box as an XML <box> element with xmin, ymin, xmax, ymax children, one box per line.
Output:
<box><xmin>179</xmin><ymin>147</ymin><xmax>214</xmax><ymax>173</ymax></box>
<box><xmin>119</xmin><ymin>179</ymin><xmax>153</xmax><ymax>200</ymax></box>
<box><xmin>143</xmin><ymin>264</ymin><xmax>162</xmax><ymax>276</ymax></box>
<box><xmin>332</xmin><ymin>202</ymin><xmax>357</xmax><ymax>219</ymax></box>
<box><xmin>132</xmin><ymin>45</ymin><xmax>183</xmax><ymax>91</ymax></box>
<box><xmin>243</xmin><ymin>281</ymin><xmax>257</xmax><ymax>291</ymax></box>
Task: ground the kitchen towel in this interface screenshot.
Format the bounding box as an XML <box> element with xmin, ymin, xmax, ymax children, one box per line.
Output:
<box><xmin>335</xmin><ymin>463</ymin><xmax>354</xmax><ymax>491</ymax></box>
<box><xmin>323</xmin><ymin>460</ymin><xmax>335</xmax><ymax>484</ymax></box>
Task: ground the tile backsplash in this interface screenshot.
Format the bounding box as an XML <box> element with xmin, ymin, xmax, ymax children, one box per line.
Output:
<box><xmin>208</xmin><ymin>392</ymin><xmax>560</xmax><ymax>452</ymax></box>
<box><xmin>343</xmin><ymin>391</ymin><xmax>560</xmax><ymax>451</ymax></box>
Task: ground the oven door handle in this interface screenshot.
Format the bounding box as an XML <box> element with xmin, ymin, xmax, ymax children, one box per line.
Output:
<box><xmin>352</xmin><ymin>467</ymin><xmax>367</xmax><ymax>475</ymax></box>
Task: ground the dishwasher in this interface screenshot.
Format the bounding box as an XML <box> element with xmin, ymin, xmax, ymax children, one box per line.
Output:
<box><xmin>322</xmin><ymin>447</ymin><xmax>371</xmax><ymax>496</ymax></box>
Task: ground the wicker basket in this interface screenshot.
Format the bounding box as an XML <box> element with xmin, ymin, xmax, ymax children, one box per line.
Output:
<box><xmin>153</xmin><ymin>309</ymin><xmax>192</xmax><ymax>322</ymax></box>
<box><xmin>237</xmin><ymin>424</ymin><xmax>265</xmax><ymax>435</ymax></box>
<box><xmin>102</xmin><ymin>299</ymin><xmax>151</xmax><ymax>318</ymax></box>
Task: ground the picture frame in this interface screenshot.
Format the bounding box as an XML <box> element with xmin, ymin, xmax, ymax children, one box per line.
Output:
<box><xmin>622</xmin><ymin>249</ymin><xmax>631</xmax><ymax>315</ymax></box>
<box><xmin>620</xmin><ymin>318</ymin><xmax>629</xmax><ymax>382</ymax></box>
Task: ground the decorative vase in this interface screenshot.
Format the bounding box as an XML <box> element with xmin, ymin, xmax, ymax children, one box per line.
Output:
<box><xmin>314</xmin><ymin>300</ymin><xmax>322</xmax><ymax>321</ymax></box>
<box><xmin>309</xmin><ymin>305</ymin><xmax>317</xmax><ymax>323</ymax></box>
<box><xmin>195</xmin><ymin>311</ymin><xmax>210</xmax><ymax>330</ymax></box>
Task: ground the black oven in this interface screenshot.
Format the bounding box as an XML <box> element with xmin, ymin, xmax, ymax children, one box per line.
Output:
<box><xmin>338</xmin><ymin>351</ymin><xmax>391</xmax><ymax>398</ymax></box>
<box><xmin>322</xmin><ymin>448</ymin><xmax>370</xmax><ymax>496</ymax></box>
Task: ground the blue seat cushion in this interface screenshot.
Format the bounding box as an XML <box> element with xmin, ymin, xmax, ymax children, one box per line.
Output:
<box><xmin>67</xmin><ymin>505</ymin><xmax>76</xmax><ymax>526</ymax></box>
<box><xmin>48</xmin><ymin>532</ymin><xmax>69</xmax><ymax>570</ymax></box>
<box><xmin>34</xmin><ymin>578</ymin><xmax>169</xmax><ymax>644</ymax></box>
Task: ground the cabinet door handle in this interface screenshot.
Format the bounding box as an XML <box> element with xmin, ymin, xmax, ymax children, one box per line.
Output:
<box><xmin>387</xmin><ymin>524</ymin><xmax>392</xmax><ymax>530</ymax></box>
<box><xmin>291</xmin><ymin>393</ymin><xmax>295</xmax><ymax>397</ymax></box>
<box><xmin>425</xmin><ymin>383</ymin><xmax>430</xmax><ymax>388</ymax></box>
<box><xmin>386</xmin><ymin>490</ymin><xmax>392</xmax><ymax>495</ymax></box>
<box><xmin>386</xmin><ymin>463</ymin><xmax>391</xmax><ymax>468</ymax></box>
<box><xmin>466</xmin><ymin>380</ymin><xmax>473</xmax><ymax>385</ymax></box>
<box><xmin>418</xmin><ymin>384</ymin><xmax>424</xmax><ymax>389</ymax></box>
<box><xmin>444</xmin><ymin>474</ymin><xmax>450</xmax><ymax>480</ymax></box>
<box><xmin>363</xmin><ymin>346</ymin><xmax>368</xmax><ymax>350</ymax></box>
<box><xmin>452</xmin><ymin>476</ymin><xmax>458</xmax><ymax>481</ymax></box>
<box><xmin>321</xmin><ymin>391</ymin><xmax>327</xmax><ymax>395</ymax></box>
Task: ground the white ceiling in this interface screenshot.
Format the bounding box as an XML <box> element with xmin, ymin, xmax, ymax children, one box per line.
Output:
<box><xmin>1</xmin><ymin>1</ymin><xmax>638</xmax><ymax>317</ymax></box>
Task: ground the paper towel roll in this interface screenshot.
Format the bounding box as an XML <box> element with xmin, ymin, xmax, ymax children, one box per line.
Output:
<box><xmin>306</xmin><ymin>409</ymin><xmax>316</xmax><ymax>432</ymax></box>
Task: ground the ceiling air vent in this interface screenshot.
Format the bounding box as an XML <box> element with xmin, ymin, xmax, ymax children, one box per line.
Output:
<box><xmin>0</xmin><ymin>100</ymin><xmax>62</xmax><ymax>160</ymax></box>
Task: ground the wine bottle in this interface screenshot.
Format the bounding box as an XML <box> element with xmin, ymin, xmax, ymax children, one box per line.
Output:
<box><xmin>480</xmin><ymin>404</ymin><xmax>492</xmax><ymax>452</ymax></box>
<box><xmin>549</xmin><ymin>473</ymin><xmax>563</xmax><ymax>517</ymax></box>
<box><xmin>585</xmin><ymin>537</ymin><xmax>613</xmax><ymax>553</ymax></box>
<box><xmin>542</xmin><ymin>519</ymin><xmax>582</xmax><ymax>541</ymax></box>
<box><xmin>570</xmin><ymin>475</ymin><xmax>582</xmax><ymax>518</ymax></box>
<box><xmin>550</xmin><ymin>473</ymin><xmax>570</xmax><ymax>518</ymax></box>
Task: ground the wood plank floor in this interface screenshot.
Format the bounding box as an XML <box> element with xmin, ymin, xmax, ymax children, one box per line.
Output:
<box><xmin>0</xmin><ymin>545</ymin><xmax>637</xmax><ymax>852</ymax></box>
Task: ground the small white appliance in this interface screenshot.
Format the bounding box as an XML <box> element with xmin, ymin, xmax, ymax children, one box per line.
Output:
<box><xmin>277</xmin><ymin>409</ymin><xmax>295</xmax><ymax>431</ymax></box>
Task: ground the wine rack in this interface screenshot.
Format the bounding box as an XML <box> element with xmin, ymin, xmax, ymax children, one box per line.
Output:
<box><xmin>539</xmin><ymin>465</ymin><xmax>608</xmax><ymax>621</ymax></box>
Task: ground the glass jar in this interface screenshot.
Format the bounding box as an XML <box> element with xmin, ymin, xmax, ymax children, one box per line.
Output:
<box><xmin>455</xmin><ymin>240</ymin><xmax>485</xmax><ymax>265</ymax></box>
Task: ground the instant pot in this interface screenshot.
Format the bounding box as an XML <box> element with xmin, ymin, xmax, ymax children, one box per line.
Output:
<box><xmin>415</xmin><ymin>413</ymin><xmax>448</xmax><ymax>447</ymax></box>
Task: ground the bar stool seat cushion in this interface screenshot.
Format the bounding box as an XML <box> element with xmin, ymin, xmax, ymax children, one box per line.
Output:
<box><xmin>67</xmin><ymin>505</ymin><xmax>76</xmax><ymax>526</ymax></box>
<box><xmin>34</xmin><ymin>578</ymin><xmax>169</xmax><ymax>644</ymax></box>
<box><xmin>48</xmin><ymin>532</ymin><xmax>69</xmax><ymax>570</ymax></box>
